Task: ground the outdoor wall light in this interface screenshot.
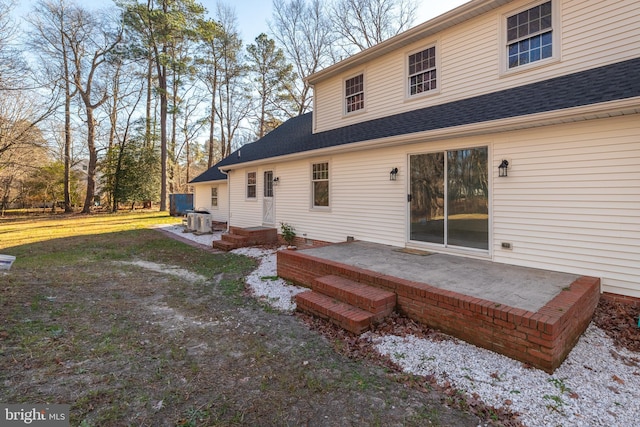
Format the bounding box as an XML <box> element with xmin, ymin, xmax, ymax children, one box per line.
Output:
<box><xmin>389</xmin><ymin>167</ymin><xmax>399</xmax><ymax>181</ymax></box>
<box><xmin>273</xmin><ymin>177</ymin><xmax>280</xmax><ymax>185</ymax></box>
<box><xmin>498</xmin><ymin>160</ymin><xmax>509</xmax><ymax>177</ymax></box>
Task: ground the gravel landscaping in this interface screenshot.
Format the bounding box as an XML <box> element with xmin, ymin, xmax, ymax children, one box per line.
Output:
<box><xmin>161</xmin><ymin>224</ymin><xmax>640</xmax><ymax>426</ymax></box>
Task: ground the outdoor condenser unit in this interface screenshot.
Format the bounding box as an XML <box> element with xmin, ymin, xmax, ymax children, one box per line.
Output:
<box><xmin>195</xmin><ymin>213</ymin><xmax>212</xmax><ymax>234</ymax></box>
<box><xmin>186</xmin><ymin>212</ymin><xmax>197</xmax><ymax>232</ymax></box>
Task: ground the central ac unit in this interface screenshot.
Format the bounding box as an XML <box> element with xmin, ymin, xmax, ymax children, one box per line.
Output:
<box><xmin>195</xmin><ymin>213</ymin><xmax>212</xmax><ymax>234</ymax></box>
<box><xmin>186</xmin><ymin>212</ymin><xmax>197</xmax><ymax>232</ymax></box>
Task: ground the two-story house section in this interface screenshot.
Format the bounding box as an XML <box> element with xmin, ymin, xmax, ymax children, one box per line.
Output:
<box><xmin>210</xmin><ymin>0</ymin><xmax>640</xmax><ymax>301</ymax></box>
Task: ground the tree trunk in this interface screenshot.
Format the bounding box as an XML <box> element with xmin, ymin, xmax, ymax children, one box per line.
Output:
<box><xmin>145</xmin><ymin>55</ymin><xmax>153</xmax><ymax>147</ymax></box>
<box><xmin>62</xmin><ymin>27</ymin><xmax>73</xmax><ymax>213</ymax></box>
<box><xmin>208</xmin><ymin>94</ymin><xmax>215</xmax><ymax>167</ymax></box>
<box><xmin>159</xmin><ymin>65</ymin><xmax>168</xmax><ymax>211</ymax></box>
<box><xmin>82</xmin><ymin>113</ymin><xmax>97</xmax><ymax>213</ymax></box>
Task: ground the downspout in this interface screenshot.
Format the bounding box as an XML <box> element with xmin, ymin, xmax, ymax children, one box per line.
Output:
<box><xmin>222</xmin><ymin>169</ymin><xmax>230</xmax><ymax>233</ymax></box>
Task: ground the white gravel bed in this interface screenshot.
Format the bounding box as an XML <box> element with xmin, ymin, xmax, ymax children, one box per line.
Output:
<box><xmin>159</xmin><ymin>225</ymin><xmax>640</xmax><ymax>426</ymax></box>
<box><xmin>231</xmin><ymin>246</ymin><xmax>308</xmax><ymax>312</ymax></box>
<box><xmin>367</xmin><ymin>324</ymin><xmax>639</xmax><ymax>426</ymax></box>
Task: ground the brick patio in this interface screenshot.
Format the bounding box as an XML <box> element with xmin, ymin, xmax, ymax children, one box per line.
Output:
<box><xmin>278</xmin><ymin>247</ymin><xmax>600</xmax><ymax>373</ymax></box>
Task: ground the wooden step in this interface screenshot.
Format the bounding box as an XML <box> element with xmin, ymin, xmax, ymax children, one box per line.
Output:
<box><xmin>295</xmin><ymin>291</ymin><xmax>374</xmax><ymax>334</ymax></box>
<box><xmin>313</xmin><ymin>275</ymin><xmax>396</xmax><ymax>321</ymax></box>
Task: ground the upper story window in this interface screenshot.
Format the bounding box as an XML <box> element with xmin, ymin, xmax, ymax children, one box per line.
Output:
<box><xmin>246</xmin><ymin>172</ymin><xmax>256</xmax><ymax>199</ymax></box>
<box><xmin>345</xmin><ymin>74</ymin><xmax>364</xmax><ymax>114</ymax></box>
<box><xmin>408</xmin><ymin>46</ymin><xmax>437</xmax><ymax>96</ymax></box>
<box><xmin>312</xmin><ymin>162</ymin><xmax>329</xmax><ymax>207</ymax></box>
<box><xmin>507</xmin><ymin>1</ymin><xmax>553</xmax><ymax>69</ymax></box>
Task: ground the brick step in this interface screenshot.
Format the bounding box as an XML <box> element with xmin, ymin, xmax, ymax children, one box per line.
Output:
<box><xmin>212</xmin><ymin>240</ymin><xmax>239</xmax><ymax>251</ymax></box>
<box><xmin>232</xmin><ymin>226</ymin><xmax>278</xmax><ymax>241</ymax></box>
<box><xmin>313</xmin><ymin>275</ymin><xmax>396</xmax><ymax>320</ymax></box>
<box><xmin>295</xmin><ymin>291</ymin><xmax>374</xmax><ymax>334</ymax></box>
<box><xmin>221</xmin><ymin>234</ymin><xmax>249</xmax><ymax>244</ymax></box>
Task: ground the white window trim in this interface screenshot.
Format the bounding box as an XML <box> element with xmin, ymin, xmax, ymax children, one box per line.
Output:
<box><xmin>210</xmin><ymin>186</ymin><xmax>219</xmax><ymax>209</ymax></box>
<box><xmin>499</xmin><ymin>0</ymin><xmax>561</xmax><ymax>76</ymax></box>
<box><xmin>405</xmin><ymin>41</ymin><xmax>441</xmax><ymax>100</ymax></box>
<box><xmin>246</xmin><ymin>171</ymin><xmax>257</xmax><ymax>200</ymax></box>
<box><xmin>310</xmin><ymin>160</ymin><xmax>331</xmax><ymax>211</ymax></box>
<box><xmin>405</xmin><ymin>143</ymin><xmax>493</xmax><ymax>259</ymax></box>
<box><xmin>343</xmin><ymin>71</ymin><xmax>366</xmax><ymax>117</ymax></box>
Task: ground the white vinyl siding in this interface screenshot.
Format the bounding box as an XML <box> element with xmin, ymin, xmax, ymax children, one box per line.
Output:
<box><xmin>312</xmin><ymin>0</ymin><xmax>640</xmax><ymax>133</ymax></box>
<box><xmin>493</xmin><ymin>115</ymin><xmax>640</xmax><ymax>297</ymax></box>
<box><xmin>192</xmin><ymin>182</ymin><xmax>228</xmax><ymax>223</ymax></box>
<box><xmin>228</xmin><ymin>169</ymin><xmax>259</xmax><ymax>227</ymax></box>
<box><xmin>230</xmin><ymin>151</ymin><xmax>408</xmax><ymax>247</ymax></box>
<box><xmin>226</xmin><ymin>114</ymin><xmax>639</xmax><ymax>298</ymax></box>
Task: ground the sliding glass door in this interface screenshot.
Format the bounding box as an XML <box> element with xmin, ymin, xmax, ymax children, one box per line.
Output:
<box><xmin>409</xmin><ymin>147</ymin><xmax>488</xmax><ymax>250</ymax></box>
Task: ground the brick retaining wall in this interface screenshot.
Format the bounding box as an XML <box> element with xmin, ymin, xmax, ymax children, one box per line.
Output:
<box><xmin>278</xmin><ymin>249</ymin><xmax>600</xmax><ymax>373</ymax></box>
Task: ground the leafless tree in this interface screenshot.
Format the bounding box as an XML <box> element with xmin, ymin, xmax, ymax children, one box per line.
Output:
<box><xmin>197</xmin><ymin>17</ymin><xmax>223</xmax><ymax>167</ymax></box>
<box><xmin>29</xmin><ymin>0</ymin><xmax>84</xmax><ymax>213</ymax></box>
<box><xmin>270</xmin><ymin>0</ymin><xmax>335</xmax><ymax>115</ymax></box>
<box><xmin>213</xmin><ymin>4</ymin><xmax>252</xmax><ymax>157</ymax></box>
<box><xmin>57</xmin><ymin>5</ymin><xmax>123</xmax><ymax>213</ymax></box>
<box><xmin>0</xmin><ymin>0</ymin><xmax>28</xmax><ymax>91</ymax></box>
<box><xmin>330</xmin><ymin>0</ymin><xmax>418</xmax><ymax>53</ymax></box>
<box><xmin>0</xmin><ymin>92</ymin><xmax>49</xmax><ymax>213</ymax></box>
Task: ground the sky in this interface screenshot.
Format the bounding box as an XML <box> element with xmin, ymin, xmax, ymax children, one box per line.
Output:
<box><xmin>14</xmin><ymin>0</ymin><xmax>470</xmax><ymax>44</ymax></box>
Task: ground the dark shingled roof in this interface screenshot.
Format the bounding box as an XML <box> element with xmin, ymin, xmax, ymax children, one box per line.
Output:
<box><xmin>215</xmin><ymin>57</ymin><xmax>640</xmax><ymax>169</ymax></box>
<box><xmin>189</xmin><ymin>163</ymin><xmax>227</xmax><ymax>184</ymax></box>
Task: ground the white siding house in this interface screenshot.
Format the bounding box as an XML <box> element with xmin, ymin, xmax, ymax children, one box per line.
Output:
<box><xmin>208</xmin><ymin>0</ymin><xmax>640</xmax><ymax>299</ymax></box>
<box><xmin>189</xmin><ymin>166</ymin><xmax>228</xmax><ymax>224</ymax></box>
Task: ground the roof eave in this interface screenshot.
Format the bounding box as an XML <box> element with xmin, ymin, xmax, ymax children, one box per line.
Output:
<box><xmin>219</xmin><ymin>97</ymin><xmax>640</xmax><ymax>170</ymax></box>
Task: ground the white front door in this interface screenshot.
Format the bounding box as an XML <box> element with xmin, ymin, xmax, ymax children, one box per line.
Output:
<box><xmin>262</xmin><ymin>170</ymin><xmax>275</xmax><ymax>225</ymax></box>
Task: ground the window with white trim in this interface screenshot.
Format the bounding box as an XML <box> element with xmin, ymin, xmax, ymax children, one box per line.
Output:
<box><xmin>211</xmin><ymin>187</ymin><xmax>218</xmax><ymax>207</ymax></box>
<box><xmin>408</xmin><ymin>46</ymin><xmax>437</xmax><ymax>96</ymax></box>
<box><xmin>506</xmin><ymin>1</ymin><xmax>553</xmax><ymax>69</ymax></box>
<box><xmin>345</xmin><ymin>74</ymin><xmax>364</xmax><ymax>113</ymax></box>
<box><xmin>312</xmin><ymin>162</ymin><xmax>329</xmax><ymax>207</ymax></box>
<box><xmin>246</xmin><ymin>172</ymin><xmax>256</xmax><ymax>198</ymax></box>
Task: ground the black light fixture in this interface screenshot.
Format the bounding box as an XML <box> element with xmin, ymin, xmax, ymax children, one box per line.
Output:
<box><xmin>498</xmin><ymin>160</ymin><xmax>509</xmax><ymax>177</ymax></box>
<box><xmin>389</xmin><ymin>167</ymin><xmax>399</xmax><ymax>181</ymax></box>
<box><xmin>273</xmin><ymin>177</ymin><xmax>280</xmax><ymax>185</ymax></box>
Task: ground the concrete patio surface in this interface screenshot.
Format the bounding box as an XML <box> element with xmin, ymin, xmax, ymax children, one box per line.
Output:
<box><xmin>298</xmin><ymin>241</ymin><xmax>580</xmax><ymax>313</ymax></box>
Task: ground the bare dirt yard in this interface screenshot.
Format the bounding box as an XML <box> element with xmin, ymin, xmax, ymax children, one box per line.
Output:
<box><xmin>0</xmin><ymin>215</ymin><xmax>481</xmax><ymax>426</ymax></box>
